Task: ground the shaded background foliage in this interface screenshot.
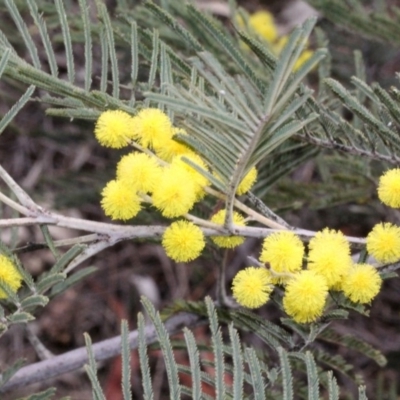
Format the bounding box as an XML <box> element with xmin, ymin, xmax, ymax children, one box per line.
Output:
<box><xmin>0</xmin><ymin>0</ymin><xmax>400</xmax><ymax>398</ymax></box>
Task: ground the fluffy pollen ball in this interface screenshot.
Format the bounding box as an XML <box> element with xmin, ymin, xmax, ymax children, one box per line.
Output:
<box><xmin>133</xmin><ymin>108</ymin><xmax>174</xmax><ymax>149</ymax></box>
<box><xmin>95</xmin><ymin>110</ymin><xmax>136</xmax><ymax>149</ymax></box>
<box><xmin>366</xmin><ymin>222</ymin><xmax>400</xmax><ymax>264</ymax></box>
<box><xmin>151</xmin><ymin>166</ymin><xmax>197</xmax><ymax>218</ymax></box>
<box><xmin>101</xmin><ymin>180</ymin><xmax>141</xmax><ymax>221</ymax></box>
<box><xmin>341</xmin><ymin>263</ymin><xmax>382</xmax><ymax>304</ymax></box>
<box><xmin>116</xmin><ymin>152</ymin><xmax>162</xmax><ymax>194</ymax></box>
<box><xmin>162</xmin><ymin>220</ymin><xmax>205</xmax><ymax>263</ymax></box>
<box><xmin>283</xmin><ymin>270</ymin><xmax>328</xmax><ymax>324</ymax></box>
<box><xmin>307</xmin><ymin>228</ymin><xmax>352</xmax><ymax>288</ymax></box>
<box><xmin>378</xmin><ymin>168</ymin><xmax>400</xmax><ymax>208</ymax></box>
<box><xmin>260</xmin><ymin>231</ymin><xmax>304</xmax><ymax>284</ymax></box>
<box><xmin>232</xmin><ymin>266</ymin><xmax>272</xmax><ymax>309</ymax></box>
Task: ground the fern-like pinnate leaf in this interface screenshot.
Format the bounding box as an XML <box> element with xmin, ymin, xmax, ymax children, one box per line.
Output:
<box><xmin>84</xmin><ymin>333</ymin><xmax>107</xmax><ymax>400</ymax></box>
<box><xmin>141</xmin><ymin>297</ymin><xmax>181</xmax><ymax>400</ymax></box>
<box><xmin>78</xmin><ymin>0</ymin><xmax>93</xmax><ymax>92</ymax></box>
<box><xmin>138</xmin><ymin>313</ymin><xmax>154</xmax><ymax>400</ymax></box>
<box><xmin>327</xmin><ymin>371</ymin><xmax>340</xmax><ymax>400</ymax></box>
<box><xmin>121</xmin><ymin>320</ymin><xmax>132</xmax><ymax>400</ymax></box>
<box><xmin>205</xmin><ymin>297</ymin><xmax>225</xmax><ymax>400</ymax></box>
<box><xmin>319</xmin><ymin>329</ymin><xmax>387</xmax><ymax>367</ymax></box>
<box><xmin>183</xmin><ymin>328</ymin><xmax>202</xmax><ymax>400</ymax></box>
<box><xmin>245</xmin><ymin>348</ymin><xmax>266</xmax><ymax>400</ymax></box>
<box><xmin>229</xmin><ymin>324</ymin><xmax>244</xmax><ymax>400</ymax></box>
<box><xmin>278</xmin><ymin>347</ymin><xmax>294</xmax><ymax>400</ymax></box>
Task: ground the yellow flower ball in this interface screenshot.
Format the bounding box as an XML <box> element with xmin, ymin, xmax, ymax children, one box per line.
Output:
<box><xmin>341</xmin><ymin>264</ymin><xmax>382</xmax><ymax>304</ymax></box>
<box><xmin>151</xmin><ymin>166</ymin><xmax>197</xmax><ymax>218</ymax></box>
<box><xmin>366</xmin><ymin>222</ymin><xmax>400</xmax><ymax>264</ymax></box>
<box><xmin>94</xmin><ymin>110</ymin><xmax>135</xmax><ymax>148</ymax></box>
<box><xmin>101</xmin><ymin>180</ymin><xmax>141</xmax><ymax>221</ymax></box>
<box><xmin>162</xmin><ymin>221</ymin><xmax>205</xmax><ymax>262</ymax></box>
<box><xmin>232</xmin><ymin>266</ymin><xmax>272</xmax><ymax>309</ymax></box>
<box><xmin>154</xmin><ymin>128</ymin><xmax>193</xmax><ymax>162</ymax></box>
<box><xmin>116</xmin><ymin>152</ymin><xmax>162</xmax><ymax>193</ymax></box>
<box><xmin>260</xmin><ymin>231</ymin><xmax>304</xmax><ymax>283</ymax></box>
<box><xmin>236</xmin><ymin>167</ymin><xmax>258</xmax><ymax>195</ymax></box>
<box><xmin>307</xmin><ymin>228</ymin><xmax>352</xmax><ymax>288</ymax></box>
<box><xmin>378</xmin><ymin>169</ymin><xmax>400</xmax><ymax>208</ymax></box>
<box><xmin>283</xmin><ymin>270</ymin><xmax>328</xmax><ymax>324</ymax></box>
<box><xmin>210</xmin><ymin>210</ymin><xmax>246</xmax><ymax>249</ymax></box>
<box><xmin>0</xmin><ymin>255</ymin><xmax>22</xmax><ymax>299</ymax></box>
<box><xmin>248</xmin><ymin>10</ymin><xmax>278</xmax><ymax>43</ymax></box>
<box><xmin>133</xmin><ymin>108</ymin><xmax>173</xmax><ymax>149</ymax></box>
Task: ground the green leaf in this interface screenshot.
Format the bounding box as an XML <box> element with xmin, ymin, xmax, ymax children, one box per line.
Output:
<box><xmin>0</xmin><ymin>48</ymin><xmax>11</xmax><ymax>80</ymax></box>
<box><xmin>96</xmin><ymin>0</ymin><xmax>119</xmax><ymax>98</ymax></box>
<box><xmin>319</xmin><ymin>329</ymin><xmax>387</xmax><ymax>367</ymax></box>
<box><xmin>245</xmin><ymin>348</ymin><xmax>266</xmax><ymax>400</ymax></box>
<box><xmin>0</xmin><ymin>357</ymin><xmax>25</xmax><ymax>387</ymax></box>
<box><xmin>138</xmin><ymin>312</ymin><xmax>154</xmax><ymax>400</ymax></box>
<box><xmin>4</xmin><ymin>0</ymin><xmax>41</xmax><ymax>68</ymax></box>
<box><xmin>78</xmin><ymin>0</ymin><xmax>93</xmax><ymax>91</ymax></box>
<box><xmin>187</xmin><ymin>4</ymin><xmax>264</xmax><ymax>91</ymax></box>
<box><xmin>144</xmin><ymin>2</ymin><xmax>202</xmax><ymax>52</ymax></box>
<box><xmin>120</xmin><ymin>320</ymin><xmax>132</xmax><ymax>400</ymax></box>
<box><xmin>278</xmin><ymin>347</ymin><xmax>293</xmax><ymax>400</ymax></box>
<box><xmin>205</xmin><ymin>297</ymin><xmax>225</xmax><ymax>400</ymax></box>
<box><xmin>0</xmin><ymin>85</ymin><xmax>35</xmax><ymax>135</ymax></box>
<box><xmin>54</xmin><ymin>0</ymin><xmax>74</xmax><ymax>83</ymax></box>
<box><xmin>7</xmin><ymin>311</ymin><xmax>35</xmax><ymax>324</ymax></box>
<box><xmin>84</xmin><ymin>333</ymin><xmax>106</xmax><ymax>400</ymax></box>
<box><xmin>27</xmin><ymin>0</ymin><xmax>58</xmax><ymax>77</ymax></box>
<box><xmin>50</xmin><ymin>266</ymin><xmax>97</xmax><ymax>297</ymax></box>
<box><xmin>305</xmin><ymin>351</ymin><xmax>319</xmax><ymax>400</ymax></box>
<box><xmin>20</xmin><ymin>295</ymin><xmax>49</xmax><ymax>311</ymax></box>
<box><xmin>327</xmin><ymin>371</ymin><xmax>339</xmax><ymax>400</ymax></box>
<box><xmin>36</xmin><ymin>272</ymin><xmax>66</xmax><ymax>294</ymax></box>
<box><xmin>40</xmin><ymin>225</ymin><xmax>59</xmax><ymax>260</ymax></box>
<box><xmin>183</xmin><ymin>328</ymin><xmax>202</xmax><ymax>400</ymax></box>
<box><xmin>141</xmin><ymin>297</ymin><xmax>181</xmax><ymax>400</ymax></box>
<box><xmin>49</xmin><ymin>245</ymin><xmax>86</xmax><ymax>275</ymax></box>
<box><xmin>229</xmin><ymin>324</ymin><xmax>243</xmax><ymax>400</ymax></box>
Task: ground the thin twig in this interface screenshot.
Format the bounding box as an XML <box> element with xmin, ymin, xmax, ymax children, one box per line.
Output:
<box><xmin>0</xmin><ymin>192</ymin><xmax>31</xmax><ymax>216</ymax></box>
<box><xmin>0</xmin><ymin>164</ymin><xmax>38</xmax><ymax>210</ymax></box>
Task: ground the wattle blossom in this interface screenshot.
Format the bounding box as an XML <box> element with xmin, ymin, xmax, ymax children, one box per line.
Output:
<box><xmin>283</xmin><ymin>270</ymin><xmax>328</xmax><ymax>324</ymax></box>
<box><xmin>162</xmin><ymin>221</ymin><xmax>205</xmax><ymax>262</ymax></box>
<box><xmin>232</xmin><ymin>267</ymin><xmax>272</xmax><ymax>308</ymax></box>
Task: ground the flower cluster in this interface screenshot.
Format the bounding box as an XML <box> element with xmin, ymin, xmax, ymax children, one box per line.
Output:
<box><xmin>232</xmin><ymin>228</ymin><xmax>383</xmax><ymax>324</ymax></box>
<box><xmin>94</xmin><ymin>108</ymin><xmax>258</xmax><ymax>262</ymax></box>
<box><xmin>232</xmin><ymin>167</ymin><xmax>400</xmax><ymax>323</ymax></box>
<box><xmin>244</xmin><ymin>10</ymin><xmax>314</xmax><ymax>71</ymax></box>
<box><xmin>94</xmin><ymin>110</ymin><xmax>400</xmax><ymax>325</ymax></box>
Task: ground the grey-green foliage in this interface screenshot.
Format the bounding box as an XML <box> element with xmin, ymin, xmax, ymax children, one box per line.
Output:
<box><xmin>81</xmin><ymin>297</ymin><xmax>375</xmax><ymax>399</ymax></box>
<box><xmin>0</xmin><ymin>237</ymin><xmax>89</xmax><ymax>340</ymax></box>
<box><xmin>0</xmin><ymin>0</ymin><xmax>324</xmax><ymax>209</ymax></box>
<box><xmin>305</xmin><ymin>0</ymin><xmax>400</xmax><ymax>45</ymax></box>
<box><xmin>0</xmin><ymin>0</ymin><xmax>399</xmax><ymax>207</ymax></box>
